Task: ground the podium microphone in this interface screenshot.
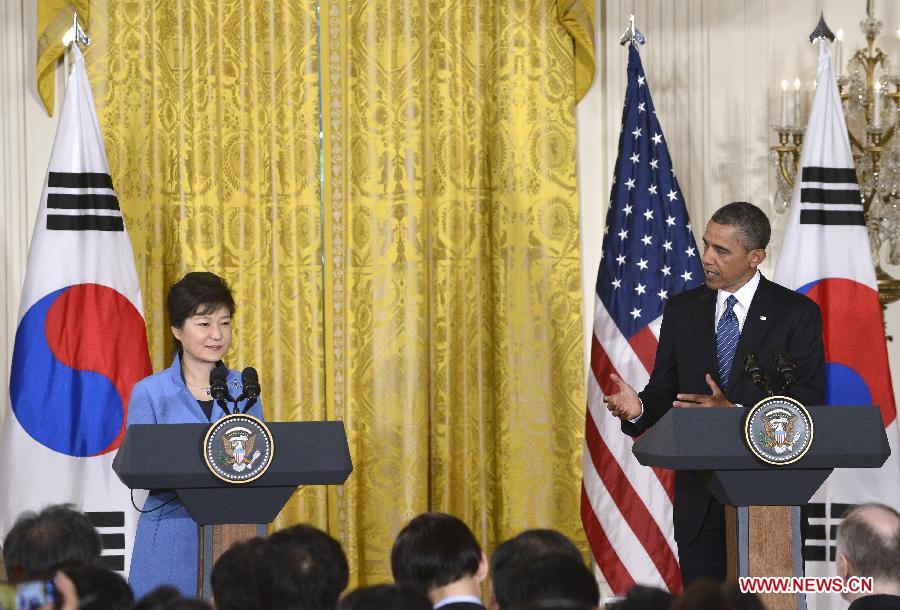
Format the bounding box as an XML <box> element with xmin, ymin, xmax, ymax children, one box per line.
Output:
<box><xmin>210</xmin><ymin>365</ymin><xmax>234</xmax><ymax>413</ymax></box>
<box><xmin>774</xmin><ymin>353</ymin><xmax>797</xmax><ymax>391</ymax></box>
<box><xmin>744</xmin><ymin>352</ymin><xmax>772</xmax><ymax>396</ymax></box>
<box><xmin>239</xmin><ymin>367</ymin><xmax>261</xmax><ymax>414</ymax></box>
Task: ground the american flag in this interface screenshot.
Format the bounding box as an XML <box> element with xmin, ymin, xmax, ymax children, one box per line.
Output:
<box><xmin>581</xmin><ymin>43</ymin><xmax>703</xmax><ymax>595</ymax></box>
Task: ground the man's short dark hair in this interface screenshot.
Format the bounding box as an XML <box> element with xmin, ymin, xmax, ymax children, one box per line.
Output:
<box><xmin>606</xmin><ymin>584</ymin><xmax>674</xmax><ymax>610</ymax></box>
<box><xmin>254</xmin><ymin>524</ymin><xmax>348</xmax><ymax>610</ymax></box>
<box><xmin>670</xmin><ymin>580</ymin><xmax>765</xmax><ymax>610</ymax></box>
<box><xmin>491</xmin><ymin>529</ymin><xmax>582</xmax><ymax>610</ymax></box>
<box><xmin>390</xmin><ymin>512</ymin><xmax>482</xmax><ymax>595</ymax></box>
<box><xmin>837</xmin><ymin>503</ymin><xmax>900</xmax><ymax>583</ymax></box>
<box><xmin>59</xmin><ymin>562</ymin><xmax>134</xmax><ymax>610</ymax></box>
<box><xmin>337</xmin><ymin>584</ymin><xmax>432</xmax><ymax>610</ymax></box>
<box><xmin>2</xmin><ymin>504</ymin><xmax>101</xmax><ymax>579</ymax></box>
<box><xmin>503</xmin><ymin>553</ymin><xmax>599</xmax><ymax>610</ymax></box>
<box><xmin>710</xmin><ymin>201</ymin><xmax>771</xmax><ymax>251</ymax></box>
<box><xmin>211</xmin><ymin>537</ymin><xmax>265</xmax><ymax>610</ymax></box>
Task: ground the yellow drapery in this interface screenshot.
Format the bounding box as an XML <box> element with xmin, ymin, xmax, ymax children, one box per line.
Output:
<box><xmin>48</xmin><ymin>0</ymin><xmax>593</xmax><ymax>586</ymax></box>
<box><xmin>322</xmin><ymin>0</ymin><xmax>589</xmax><ymax>583</ymax></box>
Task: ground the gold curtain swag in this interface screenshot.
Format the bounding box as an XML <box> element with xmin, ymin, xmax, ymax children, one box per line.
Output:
<box><xmin>37</xmin><ymin>0</ymin><xmax>89</xmax><ymax>115</ymax></box>
<box><xmin>42</xmin><ymin>0</ymin><xmax>595</xmax><ymax>587</ymax></box>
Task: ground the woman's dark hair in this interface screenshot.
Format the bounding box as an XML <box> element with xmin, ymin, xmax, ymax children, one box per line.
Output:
<box><xmin>167</xmin><ymin>272</ymin><xmax>236</xmax><ymax>347</ymax></box>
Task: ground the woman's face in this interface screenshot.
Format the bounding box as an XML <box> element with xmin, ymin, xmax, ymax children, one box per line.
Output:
<box><xmin>172</xmin><ymin>305</ymin><xmax>233</xmax><ymax>366</ymax></box>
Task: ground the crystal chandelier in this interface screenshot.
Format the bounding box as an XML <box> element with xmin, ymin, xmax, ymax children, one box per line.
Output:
<box><xmin>771</xmin><ymin>2</ymin><xmax>900</xmax><ymax>304</ymax></box>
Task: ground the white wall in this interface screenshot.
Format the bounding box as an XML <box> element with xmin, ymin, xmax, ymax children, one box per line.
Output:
<box><xmin>578</xmin><ymin>0</ymin><xmax>900</xmax><ymax>402</ymax></box>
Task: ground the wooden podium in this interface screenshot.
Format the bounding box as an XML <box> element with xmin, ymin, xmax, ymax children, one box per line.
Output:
<box><xmin>632</xmin><ymin>406</ymin><xmax>889</xmax><ymax>610</ymax></box>
<box><xmin>113</xmin><ymin>421</ymin><xmax>353</xmax><ymax>598</ymax></box>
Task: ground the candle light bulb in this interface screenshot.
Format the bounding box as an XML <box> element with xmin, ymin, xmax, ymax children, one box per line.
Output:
<box><xmin>875</xmin><ymin>80</ymin><xmax>882</xmax><ymax>92</ymax></box>
<box><xmin>793</xmin><ymin>78</ymin><xmax>801</xmax><ymax>90</ymax></box>
<box><xmin>837</xmin><ymin>28</ymin><xmax>844</xmax><ymax>41</ymax></box>
<box><xmin>781</xmin><ymin>79</ymin><xmax>789</xmax><ymax>91</ymax></box>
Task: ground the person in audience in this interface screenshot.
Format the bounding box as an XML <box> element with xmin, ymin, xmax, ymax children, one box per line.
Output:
<box><xmin>502</xmin><ymin>553</ymin><xmax>599</xmax><ymax>610</ymax></box>
<box><xmin>338</xmin><ymin>584</ymin><xmax>432</xmax><ymax>610</ymax></box>
<box><xmin>53</xmin><ymin>562</ymin><xmax>134</xmax><ymax>610</ymax></box>
<box><xmin>132</xmin><ymin>586</ymin><xmax>183</xmax><ymax>610</ymax></box>
<box><xmin>127</xmin><ymin>272</ymin><xmax>265</xmax><ymax>598</ymax></box>
<box><xmin>836</xmin><ymin>503</ymin><xmax>900</xmax><ymax>609</ymax></box>
<box><xmin>391</xmin><ymin>512</ymin><xmax>488</xmax><ymax>609</ymax></box>
<box><xmin>604</xmin><ymin>584</ymin><xmax>673</xmax><ymax>610</ymax></box>
<box><xmin>489</xmin><ymin>529</ymin><xmax>583</xmax><ymax>610</ymax></box>
<box><xmin>2</xmin><ymin>504</ymin><xmax>101</xmax><ymax>580</ymax></box>
<box><xmin>254</xmin><ymin>524</ymin><xmax>348</xmax><ymax>610</ymax></box>
<box><xmin>670</xmin><ymin>580</ymin><xmax>764</xmax><ymax>610</ymax></box>
<box><xmin>211</xmin><ymin>537</ymin><xmax>265</xmax><ymax>610</ymax></box>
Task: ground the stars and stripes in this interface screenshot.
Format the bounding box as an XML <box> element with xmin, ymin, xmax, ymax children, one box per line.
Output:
<box><xmin>582</xmin><ymin>43</ymin><xmax>703</xmax><ymax>595</ymax></box>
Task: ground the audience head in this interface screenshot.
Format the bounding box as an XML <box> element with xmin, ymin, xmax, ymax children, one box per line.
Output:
<box><xmin>337</xmin><ymin>584</ymin><xmax>432</xmax><ymax>610</ymax></box>
<box><xmin>670</xmin><ymin>580</ymin><xmax>764</xmax><ymax>610</ymax></box>
<box><xmin>606</xmin><ymin>585</ymin><xmax>674</xmax><ymax>610</ymax></box>
<box><xmin>604</xmin><ymin>584</ymin><xmax>673</xmax><ymax>610</ymax></box>
<box><xmin>836</xmin><ymin>503</ymin><xmax>900</xmax><ymax>601</ymax></box>
<box><xmin>132</xmin><ymin>586</ymin><xmax>183</xmax><ymax>610</ymax></box>
<box><xmin>211</xmin><ymin>537</ymin><xmax>265</xmax><ymax>610</ymax></box>
<box><xmin>2</xmin><ymin>504</ymin><xmax>101</xmax><ymax>580</ymax></box>
<box><xmin>56</xmin><ymin>562</ymin><xmax>134</xmax><ymax>610</ymax></box>
<box><xmin>490</xmin><ymin>529</ymin><xmax>582</xmax><ymax>610</ymax></box>
<box><xmin>503</xmin><ymin>552</ymin><xmax>599</xmax><ymax>610</ymax></box>
<box><xmin>254</xmin><ymin>523</ymin><xmax>349</xmax><ymax>610</ymax></box>
<box><xmin>390</xmin><ymin>512</ymin><xmax>487</xmax><ymax>602</ymax></box>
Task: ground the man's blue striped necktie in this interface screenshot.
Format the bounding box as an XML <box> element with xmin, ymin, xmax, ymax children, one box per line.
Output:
<box><xmin>716</xmin><ymin>295</ymin><xmax>740</xmax><ymax>386</ymax></box>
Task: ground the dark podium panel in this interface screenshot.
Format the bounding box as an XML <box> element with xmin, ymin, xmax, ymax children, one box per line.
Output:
<box><xmin>632</xmin><ymin>405</ymin><xmax>889</xmax><ymax>506</ymax></box>
<box><xmin>113</xmin><ymin>421</ymin><xmax>352</xmax><ymax>524</ymax></box>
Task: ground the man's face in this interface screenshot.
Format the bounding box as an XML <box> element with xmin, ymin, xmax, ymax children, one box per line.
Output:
<box><xmin>701</xmin><ymin>220</ymin><xmax>765</xmax><ymax>292</ymax></box>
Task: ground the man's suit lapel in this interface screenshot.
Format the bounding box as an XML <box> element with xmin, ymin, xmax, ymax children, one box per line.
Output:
<box><xmin>694</xmin><ymin>288</ymin><xmax>718</xmax><ymax>385</ymax></box>
<box><xmin>728</xmin><ymin>275</ymin><xmax>774</xmax><ymax>396</ymax></box>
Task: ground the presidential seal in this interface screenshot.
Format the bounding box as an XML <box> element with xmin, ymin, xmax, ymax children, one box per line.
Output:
<box><xmin>743</xmin><ymin>396</ymin><xmax>814</xmax><ymax>466</ymax></box>
<box><xmin>203</xmin><ymin>414</ymin><xmax>274</xmax><ymax>483</ymax></box>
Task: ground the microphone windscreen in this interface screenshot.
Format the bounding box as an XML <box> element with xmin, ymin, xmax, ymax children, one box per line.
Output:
<box><xmin>241</xmin><ymin>367</ymin><xmax>261</xmax><ymax>398</ymax></box>
<box><xmin>210</xmin><ymin>366</ymin><xmax>230</xmax><ymax>401</ymax></box>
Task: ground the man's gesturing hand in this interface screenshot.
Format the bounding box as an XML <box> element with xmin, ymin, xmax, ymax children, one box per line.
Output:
<box><xmin>673</xmin><ymin>373</ymin><xmax>736</xmax><ymax>408</ymax></box>
<box><xmin>604</xmin><ymin>374</ymin><xmax>643</xmax><ymax>420</ymax></box>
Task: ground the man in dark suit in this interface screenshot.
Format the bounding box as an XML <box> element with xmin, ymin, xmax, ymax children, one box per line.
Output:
<box><xmin>391</xmin><ymin>512</ymin><xmax>488</xmax><ymax>609</ymax></box>
<box><xmin>836</xmin><ymin>503</ymin><xmax>900</xmax><ymax>610</ymax></box>
<box><xmin>604</xmin><ymin>201</ymin><xmax>826</xmax><ymax>585</ymax></box>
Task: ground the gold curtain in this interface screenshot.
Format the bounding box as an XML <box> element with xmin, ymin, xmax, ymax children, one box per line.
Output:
<box><xmin>82</xmin><ymin>0</ymin><xmax>331</xmax><ymax>526</ymax></box>
<box><xmin>322</xmin><ymin>0</ymin><xmax>588</xmax><ymax>584</ymax></box>
<box><xmin>47</xmin><ymin>0</ymin><xmax>593</xmax><ymax>587</ymax></box>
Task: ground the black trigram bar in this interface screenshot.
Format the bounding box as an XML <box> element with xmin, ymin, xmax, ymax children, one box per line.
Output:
<box><xmin>800</xmin><ymin>188</ymin><xmax>862</xmax><ymax>205</ymax></box>
<box><xmin>48</xmin><ymin>193</ymin><xmax>120</xmax><ymax>210</ymax></box>
<box><xmin>802</xmin><ymin>545</ymin><xmax>836</xmax><ymax>562</ymax></box>
<box><xmin>47</xmin><ymin>215</ymin><xmax>124</xmax><ymax>231</ymax></box>
<box><xmin>800</xmin><ymin>210</ymin><xmax>866</xmax><ymax>226</ymax></box>
<box><xmin>101</xmin><ymin>533</ymin><xmax>126</xmax><ymax>550</ymax></box>
<box><xmin>48</xmin><ymin>172</ymin><xmax>114</xmax><ymax>189</ymax></box>
<box><xmin>801</xmin><ymin>166</ymin><xmax>858</xmax><ymax>184</ymax></box>
<box><xmin>830</xmin><ymin>503</ymin><xmax>857</xmax><ymax>518</ymax></box>
<box><xmin>86</xmin><ymin>511</ymin><xmax>125</xmax><ymax>527</ymax></box>
<box><xmin>99</xmin><ymin>555</ymin><xmax>126</xmax><ymax>571</ymax></box>
<box><xmin>803</xmin><ymin>524</ymin><xmax>838</xmax><ymax>541</ymax></box>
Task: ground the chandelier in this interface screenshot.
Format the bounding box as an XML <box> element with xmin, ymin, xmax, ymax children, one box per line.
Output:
<box><xmin>771</xmin><ymin>2</ymin><xmax>900</xmax><ymax>304</ymax></box>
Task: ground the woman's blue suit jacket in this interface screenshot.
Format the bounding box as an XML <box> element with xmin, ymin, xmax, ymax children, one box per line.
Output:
<box><xmin>126</xmin><ymin>355</ymin><xmax>264</xmax><ymax>598</ymax></box>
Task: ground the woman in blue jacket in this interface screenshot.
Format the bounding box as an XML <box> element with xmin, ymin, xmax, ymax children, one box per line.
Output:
<box><xmin>127</xmin><ymin>272</ymin><xmax>264</xmax><ymax>598</ymax></box>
